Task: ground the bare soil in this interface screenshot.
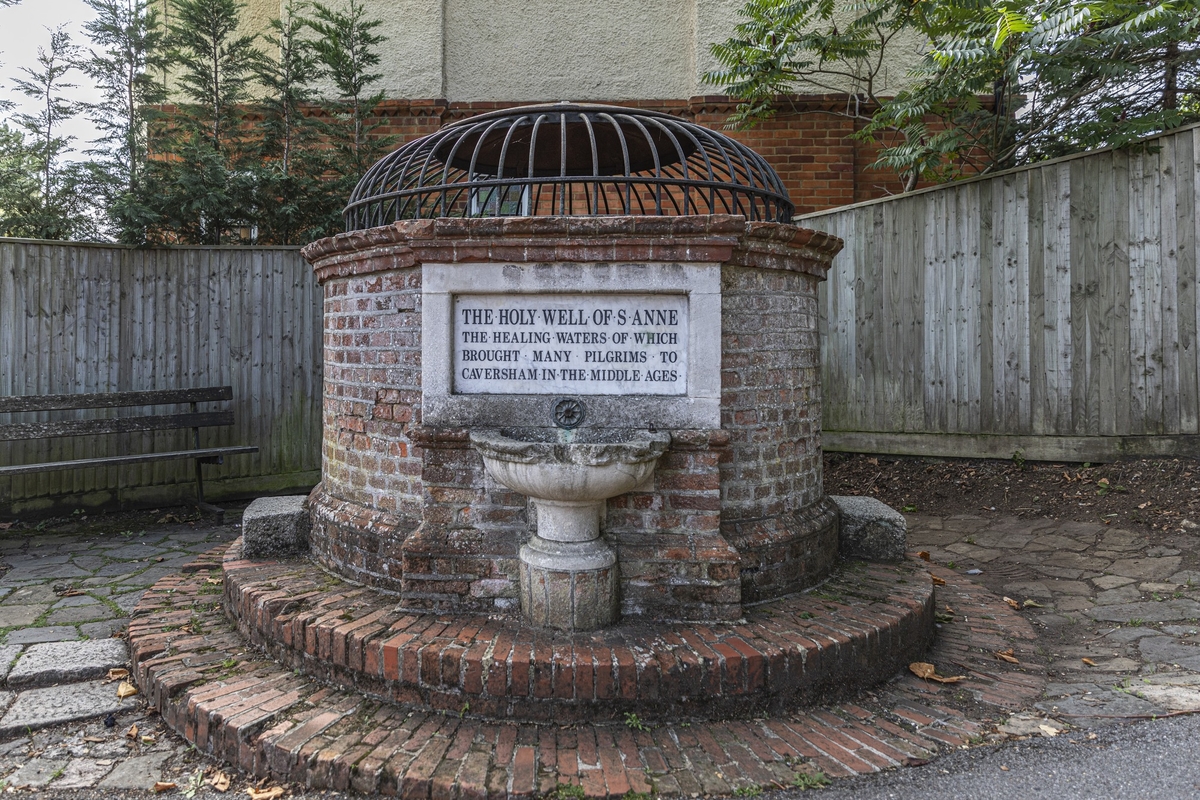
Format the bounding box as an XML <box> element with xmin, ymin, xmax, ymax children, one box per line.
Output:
<box><xmin>824</xmin><ymin>453</ymin><xmax>1200</xmax><ymax>533</ymax></box>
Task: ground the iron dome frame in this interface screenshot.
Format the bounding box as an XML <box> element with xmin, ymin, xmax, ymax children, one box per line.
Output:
<box><xmin>343</xmin><ymin>103</ymin><xmax>795</xmax><ymax>229</ymax></box>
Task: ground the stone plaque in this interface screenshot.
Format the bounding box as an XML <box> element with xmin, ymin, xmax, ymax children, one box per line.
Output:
<box><xmin>453</xmin><ymin>293</ymin><xmax>687</xmax><ymax>395</ymax></box>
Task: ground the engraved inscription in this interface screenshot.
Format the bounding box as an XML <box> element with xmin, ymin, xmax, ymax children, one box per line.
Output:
<box><xmin>453</xmin><ymin>294</ymin><xmax>688</xmax><ymax>395</ymax></box>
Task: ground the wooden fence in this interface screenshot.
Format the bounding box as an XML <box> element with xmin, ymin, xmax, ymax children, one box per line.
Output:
<box><xmin>805</xmin><ymin>122</ymin><xmax>1200</xmax><ymax>462</ymax></box>
<box><xmin>0</xmin><ymin>240</ymin><xmax>321</xmax><ymax>516</ymax></box>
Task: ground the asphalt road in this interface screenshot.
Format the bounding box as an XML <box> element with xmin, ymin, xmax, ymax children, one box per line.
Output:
<box><xmin>784</xmin><ymin>713</ymin><xmax>1200</xmax><ymax>800</ymax></box>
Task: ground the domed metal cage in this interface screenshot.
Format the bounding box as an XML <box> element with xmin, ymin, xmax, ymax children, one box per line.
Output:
<box><xmin>343</xmin><ymin>103</ymin><xmax>794</xmax><ymax>230</ymax></box>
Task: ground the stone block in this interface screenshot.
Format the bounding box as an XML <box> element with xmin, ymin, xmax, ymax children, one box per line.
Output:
<box><xmin>831</xmin><ymin>495</ymin><xmax>907</xmax><ymax>562</ymax></box>
<box><xmin>242</xmin><ymin>496</ymin><xmax>311</xmax><ymax>558</ymax></box>
<box><xmin>7</xmin><ymin>639</ymin><xmax>128</xmax><ymax>688</ymax></box>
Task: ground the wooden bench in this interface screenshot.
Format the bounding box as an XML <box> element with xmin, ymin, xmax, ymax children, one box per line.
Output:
<box><xmin>0</xmin><ymin>386</ymin><xmax>258</xmax><ymax>522</ymax></box>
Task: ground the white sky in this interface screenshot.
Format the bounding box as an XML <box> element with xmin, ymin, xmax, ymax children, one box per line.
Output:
<box><xmin>0</xmin><ymin>0</ymin><xmax>105</xmax><ymax>158</ymax></box>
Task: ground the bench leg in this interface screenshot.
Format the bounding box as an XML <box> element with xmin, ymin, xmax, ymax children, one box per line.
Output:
<box><xmin>193</xmin><ymin>457</ymin><xmax>225</xmax><ymax>525</ymax></box>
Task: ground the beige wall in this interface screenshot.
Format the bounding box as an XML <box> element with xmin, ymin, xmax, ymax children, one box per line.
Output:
<box><xmin>161</xmin><ymin>0</ymin><xmax>922</xmax><ymax>101</ymax></box>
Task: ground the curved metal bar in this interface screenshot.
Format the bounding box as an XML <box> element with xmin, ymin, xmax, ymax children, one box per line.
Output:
<box><xmin>344</xmin><ymin>104</ymin><xmax>794</xmax><ymax>228</ymax></box>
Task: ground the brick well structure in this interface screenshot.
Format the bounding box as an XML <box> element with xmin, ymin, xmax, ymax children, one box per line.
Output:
<box><xmin>302</xmin><ymin>216</ymin><xmax>844</xmax><ymax>622</ymax></box>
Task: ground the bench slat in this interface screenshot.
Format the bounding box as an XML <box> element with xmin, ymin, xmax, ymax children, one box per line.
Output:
<box><xmin>0</xmin><ymin>411</ymin><xmax>234</xmax><ymax>442</ymax></box>
<box><xmin>0</xmin><ymin>387</ymin><xmax>233</xmax><ymax>413</ymax></box>
<box><xmin>0</xmin><ymin>446</ymin><xmax>259</xmax><ymax>476</ymax></box>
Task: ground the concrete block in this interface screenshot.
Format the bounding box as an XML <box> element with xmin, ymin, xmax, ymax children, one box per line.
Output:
<box><xmin>831</xmin><ymin>495</ymin><xmax>907</xmax><ymax>562</ymax></box>
<box><xmin>7</xmin><ymin>639</ymin><xmax>128</xmax><ymax>688</ymax></box>
<box><xmin>242</xmin><ymin>496</ymin><xmax>311</xmax><ymax>559</ymax></box>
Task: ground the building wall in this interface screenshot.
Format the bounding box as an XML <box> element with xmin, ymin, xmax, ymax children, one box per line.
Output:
<box><xmin>169</xmin><ymin>0</ymin><xmax>923</xmax><ymax>102</ymax></box>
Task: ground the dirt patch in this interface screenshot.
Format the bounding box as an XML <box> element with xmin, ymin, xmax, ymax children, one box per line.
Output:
<box><xmin>824</xmin><ymin>453</ymin><xmax>1200</xmax><ymax>533</ymax></box>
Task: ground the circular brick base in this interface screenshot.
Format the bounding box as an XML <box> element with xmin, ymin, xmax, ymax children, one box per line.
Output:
<box><xmin>220</xmin><ymin>540</ymin><xmax>934</xmax><ymax>723</ymax></box>
<box><xmin>128</xmin><ymin>547</ymin><xmax>1047</xmax><ymax>798</ymax></box>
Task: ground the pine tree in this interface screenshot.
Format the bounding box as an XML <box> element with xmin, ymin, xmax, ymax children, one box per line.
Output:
<box><xmin>156</xmin><ymin>0</ymin><xmax>262</xmax><ymax>244</ymax></box>
<box><xmin>251</xmin><ymin>0</ymin><xmax>340</xmax><ymax>243</ymax></box>
<box><xmin>305</xmin><ymin>0</ymin><xmax>392</xmax><ymax>177</ymax></box>
<box><xmin>9</xmin><ymin>27</ymin><xmax>94</xmax><ymax>239</ymax></box>
<box><xmin>81</xmin><ymin>0</ymin><xmax>170</xmax><ymax>243</ymax></box>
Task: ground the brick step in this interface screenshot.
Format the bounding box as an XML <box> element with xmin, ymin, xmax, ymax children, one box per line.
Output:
<box><xmin>220</xmin><ymin>540</ymin><xmax>937</xmax><ymax>722</ymax></box>
<box><xmin>129</xmin><ymin>548</ymin><xmax>1047</xmax><ymax>797</ymax></box>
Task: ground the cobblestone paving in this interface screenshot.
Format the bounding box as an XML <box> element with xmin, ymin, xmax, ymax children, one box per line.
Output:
<box><xmin>0</xmin><ymin>510</ymin><xmax>1193</xmax><ymax>797</ymax></box>
<box><xmin>909</xmin><ymin>514</ymin><xmax>1200</xmax><ymax>723</ymax></box>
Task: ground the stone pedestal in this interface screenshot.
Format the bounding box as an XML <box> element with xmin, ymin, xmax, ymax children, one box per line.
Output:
<box><xmin>519</xmin><ymin>535</ymin><xmax>618</xmax><ymax>630</ymax></box>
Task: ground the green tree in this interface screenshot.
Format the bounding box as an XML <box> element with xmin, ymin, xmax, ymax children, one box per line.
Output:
<box><xmin>9</xmin><ymin>27</ymin><xmax>94</xmax><ymax>239</ymax></box>
<box><xmin>155</xmin><ymin>0</ymin><xmax>262</xmax><ymax>244</ymax></box>
<box><xmin>251</xmin><ymin>0</ymin><xmax>340</xmax><ymax>243</ymax></box>
<box><xmin>0</xmin><ymin>124</ymin><xmax>47</xmax><ymax>236</ymax></box>
<box><xmin>305</xmin><ymin>0</ymin><xmax>392</xmax><ymax>175</ymax></box>
<box><xmin>81</xmin><ymin>0</ymin><xmax>170</xmax><ymax>243</ymax></box>
<box><xmin>707</xmin><ymin>0</ymin><xmax>1200</xmax><ymax>188</ymax></box>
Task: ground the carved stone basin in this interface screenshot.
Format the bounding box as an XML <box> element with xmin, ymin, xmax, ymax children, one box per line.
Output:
<box><xmin>471</xmin><ymin>429</ymin><xmax>670</xmax><ymax>630</ymax></box>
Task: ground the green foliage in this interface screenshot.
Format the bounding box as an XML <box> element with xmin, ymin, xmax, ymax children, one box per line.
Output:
<box><xmin>306</xmin><ymin>0</ymin><xmax>394</xmax><ymax>175</ymax></box>
<box><xmin>80</xmin><ymin>0</ymin><xmax>170</xmax><ymax>244</ymax></box>
<box><xmin>6</xmin><ymin>27</ymin><xmax>95</xmax><ymax>239</ymax></box>
<box><xmin>792</xmin><ymin>770</ymin><xmax>830</xmax><ymax>790</ymax></box>
<box><xmin>623</xmin><ymin>712</ymin><xmax>651</xmax><ymax>731</ymax></box>
<box><xmin>707</xmin><ymin>0</ymin><xmax>1200</xmax><ymax>186</ymax></box>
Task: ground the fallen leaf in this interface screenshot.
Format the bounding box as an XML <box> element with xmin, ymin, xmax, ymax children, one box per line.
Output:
<box><xmin>125</xmin><ymin>724</ymin><xmax>139</xmax><ymax>739</ymax></box>
<box><xmin>107</xmin><ymin>668</ymin><xmax>130</xmax><ymax>681</ymax></box>
<box><xmin>917</xmin><ymin>551</ymin><xmax>931</xmax><ymax>562</ymax></box>
<box><xmin>1087</xmin><ymin>732</ymin><xmax>1098</xmax><ymax>740</ymax></box>
<box><xmin>210</xmin><ymin>771</ymin><xmax>231</xmax><ymax>792</ymax></box>
<box><xmin>1138</xmin><ymin>502</ymin><xmax>1151</xmax><ymax>510</ymax></box>
<box><xmin>141</xmin><ymin>735</ymin><xmax>156</xmax><ymax>744</ymax></box>
<box><xmin>930</xmin><ymin>574</ymin><xmax>946</xmax><ymax>586</ymax></box>
<box><xmin>996</xmin><ymin>648</ymin><xmax>1019</xmax><ymax>664</ymax></box>
<box><xmin>246</xmin><ymin>787</ymin><xmax>285</xmax><ymax>800</ymax></box>
<box><xmin>1023</xmin><ymin>599</ymin><xmax>1045</xmax><ymax>608</ymax></box>
<box><xmin>1098</xmin><ymin>478</ymin><xmax>1110</xmax><ymax>487</ymax></box>
<box><xmin>1038</xmin><ymin>724</ymin><xmax>1059</xmax><ymax>737</ymax></box>
<box><xmin>1082</xmin><ymin>657</ymin><xmax>1097</xmax><ymax>666</ymax></box>
<box><xmin>1000</xmin><ymin>766</ymin><xmax>1009</xmax><ymax>771</ymax></box>
<box><xmin>155</xmin><ymin>557</ymin><xmax>164</xmax><ymax>562</ymax></box>
<box><xmin>908</xmin><ymin>662</ymin><xmax>966</xmax><ymax>683</ymax></box>
<box><xmin>157</xmin><ymin>513</ymin><xmax>182</xmax><ymax>524</ymax></box>
<box><xmin>0</xmin><ymin>522</ymin><xmax>12</xmax><ymax>530</ymax></box>
<box><xmin>867</xmin><ymin>457</ymin><xmax>878</xmax><ymax>466</ymax></box>
<box><xmin>153</xmin><ymin>781</ymin><xmax>177</xmax><ymax>793</ymax></box>
<box><xmin>83</xmin><ymin>736</ymin><xmax>106</xmax><ymax>743</ymax></box>
<box><xmin>61</xmin><ymin>589</ymin><xmax>86</xmax><ymax>597</ymax></box>
<box><xmin>1004</xmin><ymin>596</ymin><xmax>1020</xmax><ymax>610</ymax></box>
<box><xmin>117</xmin><ymin>681</ymin><xmax>139</xmax><ymax>699</ymax></box>
<box><xmin>205</xmin><ymin>577</ymin><xmax>223</xmax><ymax>585</ymax></box>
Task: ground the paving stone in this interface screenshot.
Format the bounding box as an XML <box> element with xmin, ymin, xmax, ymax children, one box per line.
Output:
<box><xmin>100</xmin><ymin>544</ymin><xmax>169</xmax><ymax>561</ymax></box>
<box><xmin>0</xmin><ymin>563</ymin><xmax>88</xmax><ymax>584</ymax></box>
<box><xmin>46</xmin><ymin>604</ymin><xmax>115</xmax><ymax>625</ymax></box>
<box><xmin>1</xmin><ymin>586</ymin><xmax>59</xmax><ymax>605</ymax></box>
<box><xmin>1036</xmin><ymin>690</ymin><xmax>1163</xmax><ymax>726</ymax></box>
<box><xmin>53</xmin><ymin>594</ymin><xmax>100</xmax><ymax>608</ymax></box>
<box><xmin>241</xmin><ymin>495</ymin><xmax>311</xmax><ymax>559</ymax></box>
<box><xmin>1026</xmin><ymin>534</ymin><xmax>1093</xmax><ymax>552</ymax></box>
<box><xmin>1093</xmin><ymin>575</ymin><xmax>1137</xmax><ymax>590</ymax></box>
<box><xmin>1138</xmin><ymin>636</ymin><xmax>1200</xmax><ymax>670</ymax></box>
<box><xmin>0</xmin><ymin>605</ymin><xmax>48</xmax><ymax>627</ymax></box>
<box><xmin>1043</xmin><ymin>682</ymin><xmax>1105</xmax><ymax>697</ymax></box>
<box><xmin>1094</xmin><ymin>586</ymin><xmax>1144</xmax><ymax>605</ymax></box>
<box><xmin>1141</xmin><ymin>581</ymin><xmax>1183</xmax><ymax>593</ymax></box>
<box><xmin>7</xmin><ymin>639</ymin><xmax>128</xmax><ymax>688</ymax></box>
<box><xmin>4</xmin><ymin>758</ymin><xmax>69</xmax><ymax>788</ymax></box>
<box><xmin>944</xmin><ymin>543</ymin><xmax>1003</xmax><ymax>562</ymax></box>
<box><xmin>1103</xmin><ymin>626</ymin><xmax>1162</xmax><ymax>642</ymax></box>
<box><xmin>1107</xmin><ymin>556</ymin><xmax>1184</xmax><ymax>581</ymax></box>
<box><xmin>0</xmin><ymin>737</ymin><xmax>29</xmax><ymax>756</ymax></box>
<box><xmin>80</xmin><ymin>619</ymin><xmax>128</xmax><ymax>640</ymax></box>
<box><xmin>51</xmin><ymin>757</ymin><xmax>115</xmax><ymax>788</ymax></box>
<box><xmin>1086</xmin><ymin>599</ymin><xmax>1200</xmax><ymax>623</ymax></box>
<box><xmin>4</xmin><ymin>626</ymin><xmax>79</xmax><ymax>645</ymax></box>
<box><xmin>112</xmin><ymin>591</ymin><xmax>144</xmax><ymax>615</ymax></box>
<box><xmin>70</xmin><ymin>556</ymin><xmax>108</xmax><ymax>571</ymax></box>
<box><xmin>1056</xmin><ymin>596</ymin><xmax>1094</xmax><ymax>612</ymax></box>
<box><xmin>0</xmin><ymin>679</ymin><xmax>137</xmax><ymax>735</ymax></box>
<box><xmin>1041</xmin><ymin>552</ymin><xmax>1112</xmax><ymax>571</ymax></box>
<box><xmin>1146</xmin><ymin>546</ymin><xmax>1182</xmax><ymax>557</ymax></box>
<box><xmin>96</xmin><ymin>753</ymin><xmax>170</xmax><ymax>789</ymax></box>
<box><xmin>1133</xmin><ymin>684</ymin><xmax>1200</xmax><ymax>711</ymax></box>
<box><xmin>1161</xmin><ymin>624</ymin><xmax>1200</xmax><ymax>636</ymax></box>
<box><xmin>0</xmin><ymin>644</ymin><xmax>23</xmax><ymax>683</ymax></box>
<box><xmin>1003</xmin><ymin>580</ymin><xmax>1053</xmax><ymax>598</ymax></box>
<box><xmin>1034</xmin><ymin>566</ymin><xmax>1085</xmax><ymax>580</ymax></box>
<box><xmin>1169</xmin><ymin>571</ymin><xmax>1200</xmax><ymax>586</ymax></box>
<box><xmin>93</xmin><ymin>563</ymin><xmax>140</xmax><ymax>578</ymax></box>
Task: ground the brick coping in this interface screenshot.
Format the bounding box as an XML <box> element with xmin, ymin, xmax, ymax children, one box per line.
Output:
<box><xmin>129</xmin><ymin>547</ymin><xmax>1046</xmax><ymax>797</ymax></box>
<box><xmin>220</xmin><ymin>541</ymin><xmax>934</xmax><ymax>722</ymax></box>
